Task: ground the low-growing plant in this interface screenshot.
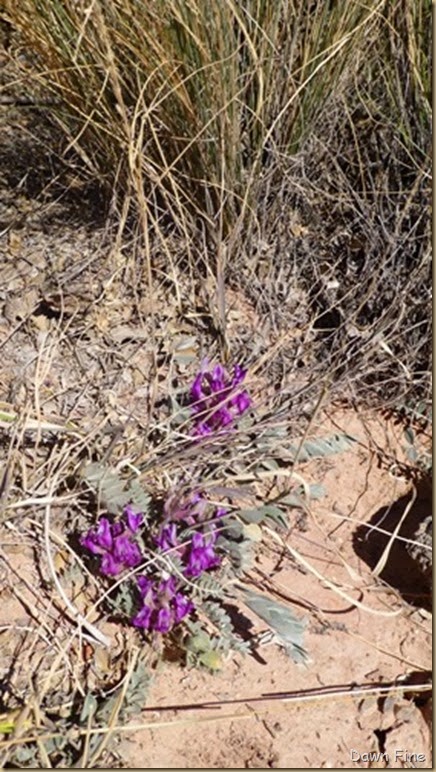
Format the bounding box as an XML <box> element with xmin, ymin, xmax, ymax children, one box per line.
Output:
<box><xmin>79</xmin><ymin>361</ymin><xmax>264</xmax><ymax>652</ymax></box>
<box><xmin>76</xmin><ymin>360</ymin><xmax>357</xmax><ymax>668</ymax></box>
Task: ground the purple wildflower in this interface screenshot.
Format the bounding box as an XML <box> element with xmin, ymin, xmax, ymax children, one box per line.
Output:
<box><xmin>232</xmin><ymin>391</ymin><xmax>251</xmax><ymax>414</ymax></box>
<box><xmin>100</xmin><ymin>552</ymin><xmax>124</xmax><ymax>577</ymax></box>
<box><xmin>155</xmin><ymin>608</ymin><xmax>172</xmax><ymax>633</ymax></box>
<box><xmin>124</xmin><ymin>504</ymin><xmax>143</xmax><ymax>533</ymax></box>
<box><xmin>173</xmin><ymin>592</ymin><xmax>194</xmax><ymax>623</ymax></box>
<box><xmin>163</xmin><ymin>489</ymin><xmax>207</xmax><ymax>525</ymax></box>
<box><xmin>81</xmin><ymin>506</ymin><xmax>144</xmax><ymax>577</ymax></box>
<box><xmin>156</xmin><ymin>489</ymin><xmax>226</xmax><ymax>581</ymax></box>
<box><xmin>158</xmin><ymin>575</ymin><xmax>178</xmax><ymax>599</ymax></box>
<box><xmin>131</xmin><ymin>603</ymin><xmax>152</xmax><ymax>629</ymax></box>
<box><xmin>215</xmin><ymin>507</ymin><xmax>228</xmax><ymax>519</ymax></box>
<box><xmin>81</xmin><ymin>487</ymin><xmax>224</xmax><ymax>637</ymax></box>
<box><xmin>132</xmin><ymin>574</ymin><xmax>194</xmax><ymax>633</ymax></box>
<box><xmin>155</xmin><ymin>522</ymin><xmax>179</xmax><ymax>551</ymax></box>
<box><xmin>184</xmin><ymin>530</ymin><xmax>221</xmax><ymax>578</ymax></box>
<box><xmin>232</xmin><ymin>364</ymin><xmax>246</xmax><ymax>385</ymax></box>
<box><xmin>81</xmin><ymin>517</ymin><xmax>112</xmax><ymax>556</ymax></box>
<box><xmin>189</xmin><ymin>361</ymin><xmax>251</xmax><ymax>436</ymax></box>
<box><xmin>81</xmin><ymin>517</ymin><xmax>113</xmax><ymax>554</ymax></box>
<box><xmin>162</xmin><ymin>488</ymin><xmax>227</xmax><ymax>527</ymax></box>
<box><xmin>113</xmin><ymin>534</ymin><xmax>142</xmax><ymax>567</ymax></box>
<box><xmin>137</xmin><ymin>575</ymin><xmax>154</xmax><ymax>598</ymax></box>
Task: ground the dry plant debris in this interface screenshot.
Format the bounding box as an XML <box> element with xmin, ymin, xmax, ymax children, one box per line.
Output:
<box><xmin>0</xmin><ymin>1</ymin><xmax>431</xmax><ymax>767</ymax></box>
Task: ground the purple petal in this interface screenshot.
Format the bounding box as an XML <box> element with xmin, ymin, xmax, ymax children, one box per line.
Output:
<box><xmin>112</xmin><ymin>522</ymin><xmax>124</xmax><ymax>538</ymax></box>
<box><xmin>100</xmin><ymin>553</ymin><xmax>123</xmax><ymax>576</ymax></box>
<box><xmin>193</xmin><ymin>422</ymin><xmax>213</xmax><ymax>437</ymax></box>
<box><xmin>215</xmin><ymin>407</ymin><xmax>233</xmax><ymax>427</ymax></box>
<box><xmin>80</xmin><ymin>532</ymin><xmax>104</xmax><ymax>556</ymax></box>
<box><xmin>184</xmin><ymin>531</ymin><xmax>221</xmax><ymax>577</ymax></box>
<box><xmin>190</xmin><ymin>373</ymin><xmax>205</xmax><ymax>403</ymax></box>
<box><xmin>158</xmin><ymin>576</ymin><xmax>177</xmax><ymax>599</ymax></box>
<box><xmin>173</xmin><ymin>593</ymin><xmax>194</xmax><ymax>623</ymax></box>
<box><xmin>113</xmin><ymin>535</ymin><xmax>142</xmax><ymax>568</ymax></box>
<box><xmin>154</xmin><ymin>607</ymin><xmax>173</xmax><ymax>633</ymax></box>
<box><xmin>137</xmin><ymin>575</ymin><xmax>155</xmax><ymax>598</ymax></box>
<box><xmin>184</xmin><ymin>553</ymin><xmax>203</xmax><ymax>578</ymax></box>
<box><xmin>189</xmin><ymin>362</ymin><xmax>250</xmax><ymax>438</ymax></box>
<box><xmin>205</xmin><ymin>550</ymin><xmax>221</xmax><ymax>571</ymax></box>
<box><xmin>190</xmin><ymin>532</ymin><xmax>205</xmax><ymax>550</ymax></box>
<box><xmin>215</xmin><ymin>507</ymin><xmax>227</xmax><ymax>519</ymax></box>
<box><xmin>132</xmin><ymin>603</ymin><xmax>153</xmax><ymax>629</ymax></box>
<box><xmin>234</xmin><ymin>391</ymin><xmax>251</xmax><ymax>414</ymax></box>
<box><xmin>124</xmin><ymin>505</ymin><xmax>143</xmax><ymax>533</ymax></box>
<box><xmin>232</xmin><ymin>364</ymin><xmax>246</xmax><ymax>386</ymax></box>
<box><xmin>96</xmin><ymin>518</ymin><xmax>113</xmax><ymax>550</ymax></box>
<box><xmin>155</xmin><ymin>522</ymin><xmax>179</xmax><ymax>551</ymax></box>
<box><xmin>211</xmin><ymin>364</ymin><xmax>225</xmax><ymax>389</ymax></box>
<box><xmin>163</xmin><ymin>489</ymin><xmax>205</xmax><ymax>525</ymax></box>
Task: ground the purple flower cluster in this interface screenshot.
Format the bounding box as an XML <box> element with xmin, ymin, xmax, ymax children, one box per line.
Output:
<box><xmin>131</xmin><ymin>492</ymin><xmax>225</xmax><ymax>633</ymax></box>
<box><xmin>81</xmin><ymin>362</ymin><xmax>250</xmax><ymax>636</ymax></box>
<box><xmin>157</xmin><ymin>489</ymin><xmax>225</xmax><ymax>576</ymax></box>
<box><xmin>162</xmin><ymin>488</ymin><xmax>226</xmax><ymax>526</ymax></box>
<box><xmin>81</xmin><ymin>505</ymin><xmax>193</xmax><ymax>634</ymax></box>
<box><xmin>189</xmin><ymin>361</ymin><xmax>251</xmax><ymax>436</ymax></box>
<box><xmin>81</xmin><ymin>493</ymin><xmax>225</xmax><ymax>635</ymax></box>
<box><xmin>80</xmin><ymin>505</ymin><xmax>143</xmax><ymax>576</ymax></box>
<box><xmin>184</xmin><ymin>529</ymin><xmax>221</xmax><ymax>577</ymax></box>
<box><xmin>132</xmin><ymin>575</ymin><xmax>194</xmax><ymax>633</ymax></box>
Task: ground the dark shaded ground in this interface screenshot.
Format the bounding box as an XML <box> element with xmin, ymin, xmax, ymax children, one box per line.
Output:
<box><xmin>354</xmin><ymin>475</ymin><xmax>432</xmax><ymax>611</ymax></box>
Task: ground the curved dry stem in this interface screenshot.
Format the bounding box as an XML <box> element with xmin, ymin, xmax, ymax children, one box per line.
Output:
<box><xmin>263</xmin><ymin>526</ymin><xmax>402</xmax><ymax>618</ymax></box>
<box><xmin>44</xmin><ymin>479</ymin><xmax>112</xmax><ymax>648</ymax></box>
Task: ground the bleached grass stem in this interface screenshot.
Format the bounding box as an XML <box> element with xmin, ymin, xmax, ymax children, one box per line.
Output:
<box><xmin>44</xmin><ymin>478</ymin><xmax>112</xmax><ymax>648</ymax></box>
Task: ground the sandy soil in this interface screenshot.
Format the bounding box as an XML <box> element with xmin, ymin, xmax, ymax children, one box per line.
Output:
<box><xmin>2</xmin><ymin>392</ymin><xmax>431</xmax><ymax>767</ymax></box>
<box><xmin>117</xmin><ymin>409</ymin><xmax>432</xmax><ymax>769</ymax></box>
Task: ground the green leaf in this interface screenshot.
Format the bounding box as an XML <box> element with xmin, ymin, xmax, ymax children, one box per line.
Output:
<box><xmin>128</xmin><ymin>477</ymin><xmax>153</xmax><ymax>513</ymax></box>
<box><xmin>280</xmin><ymin>482</ymin><xmax>326</xmax><ymax>509</ymax></box>
<box><xmin>79</xmin><ymin>693</ymin><xmax>98</xmax><ymax>723</ymax></box>
<box><xmin>83</xmin><ymin>462</ymin><xmax>127</xmax><ymax>512</ymax></box>
<box><xmin>200</xmin><ymin>601</ymin><xmax>252</xmax><ymax>655</ymax></box>
<box><xmin>238</xmin><ymin>505</ymin><xmax>288</xmax><ymax>528</ymax></box>
<box><xmin>124</xmin><ymin>660</ymin><xmax>152</xmax><ymax>715</ymax></box>
<box><xmin>242</xmin><ymin>523</ymin><xmax>263</xmax><ymax>542</ymax></box>
<box><xmin>237</xmin><ymin>507</ymin><xmax>266</xmax><ymax>524</ymax></box>
<box><xmin>404</xmin><ymin>426</ymin><xmax>415</xmax><ymax>445</ymax></box>
<box><xmin>222</xmin><ymin>518</ymin><xmax>244</xmax><ymax>539</ymax></box>
<box><xmin>0</xmin><ymin>719</ymin><xmax>17</xmax><ymax>735</ymax></box>
<box><xmin>170</xmin><ymin>395</ymin><xmax>192</xmax><ymax>427</ymax></box>
<box><xmin>287</xmin><ymin>433</ymin><xmax>356</xmax><ymax>462</ymax></box>
<box><xmin>195</xmin><ymin>573</ymin><xmax>226</xmax><ymax>598</ymax></box>
<box><xmin>185</xmin><ymin>631</ymin><xmax>211</xmax><ymax>653</ymax></box>
<box><xmin>198</xmin><ymin>650</ymin><xmax>223</xmax><ymax>670</ymax></box>
<box><xmin>260</xmin><ymin>458</ymin><xmax>280</xmax><ymax>471</ymax></box>
<box><xmin>279</xmin><ymin>493</ymin><xmax>305</xmax><ymax>508</ymax></box>
<box><xmin>82</xmin><ymin>462</ymin><xmax>150</xmax><ymax>516</ymax></box>
<box><xmin>241</xmin><ymin>588</ymin><xmax>308</xmax><ymax>664</ymax></box>
<box><xmin>108</xmin><ymin>580</ymin><xmax>136</xmax><ymax>616</ymax></box>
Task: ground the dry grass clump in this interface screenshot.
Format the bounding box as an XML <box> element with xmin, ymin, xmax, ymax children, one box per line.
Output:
<box><xmin>3</xmin><ymin>0</ymin><xmax>382</xmax><ymax>236</ymax></box>
<box><xmin>2</xmin><ymin>0</ymin><xmax>430</xmax><ymax>407</ymax></box>
<box><xmin>234</xmin><ymin>0</ymin><xmax>431</xmax><ymax>408</ymax></box>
